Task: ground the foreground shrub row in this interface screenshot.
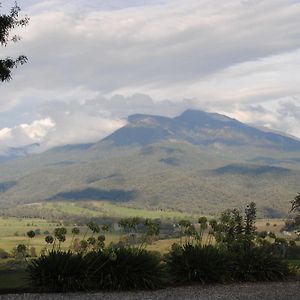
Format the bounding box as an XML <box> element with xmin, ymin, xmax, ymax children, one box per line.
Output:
<box><xmin>24</xmin><ymin>201</ymin><xmax>299</xmax><ymax>292</ymax></box>
<box><xmin>167</xmin><ymin>244</ymin><xmax>290</xmax><ymax>284</ymax></box>
<box><xmin>28</xmin><ymin>247</ymin><xmax>166</xmax><ymax>292</ymax></box>
<box><xmin>27</xmin><ymin>244</ymin><xmax>292</xmax><ymax>292</ymax></box>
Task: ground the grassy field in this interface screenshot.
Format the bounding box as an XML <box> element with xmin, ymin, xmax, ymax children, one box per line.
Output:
<box><xmin>0</xmin><ymin>216</ymin><xmax>299</xmax><ymax>292</ymax></box>
<box><xmin>44</xmin><ymin>201</ymin><xmax>195</xmax><ymax>220</ymax></box>
<box><xmin>0</xmin><ymin>216</ymin><xmax>296</xmax><ymax>254</ymax></box>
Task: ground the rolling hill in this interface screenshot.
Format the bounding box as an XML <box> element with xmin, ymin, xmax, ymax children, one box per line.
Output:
<box><xmin>0</xmin><ymin>109</ymin><xmax>300</xmax><ymax>218</ymax></box>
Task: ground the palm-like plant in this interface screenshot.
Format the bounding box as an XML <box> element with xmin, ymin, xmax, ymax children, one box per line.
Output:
<box><xmin>28</xmin><ymin>250</ymin><xmax>90</xmax><ymax>292</ymax></box>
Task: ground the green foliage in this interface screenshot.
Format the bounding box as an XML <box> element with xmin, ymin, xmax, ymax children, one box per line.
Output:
<box><xmin>229</xmin><ymin>247</ymin><xmax>290</xmax><ymax>282</ymax></box>
<box><xmin>142</xmin><ymin>219</ymin><xmax>160</xmax><ymax>244</ymax></box>
<box><xmin>45</xmin><ymin>235</ymin><xmax>54</xmax><ymax>244</ymax></box>
<box><xmin>211</xmin><ymin>202</ymin><xmax>257</xmax><ymax>252</ymax></box>
<box><xmin>118</xmin><ymin>217</ymin><xmax>140</xmax><ymax>233</ymax></box>
<box><xmin>86</xmin><ymin>247</ymin><xmax>166</xmax><ymax>290</ymax></box>
<box><xmin>268</xmin><ymin>232</ymin><xmax>276</xmax><ymax>239</ymax></box>
<box><xmin>0</xmin><ymin>248</ymin><xmax>9</xmax><ymax>258</ymax></box>
<box><xmin>15</xmin><ymin>244</ymin><xmax>27</xmax><ymax>259</ymax></box>
<box><xmin>71</xmin><ymin>227</ymin><xmax>80</xmax><ymax>235</ymax></box>
<box><xmin>54</xmin><ymin>227</ymin><xmax>67</xmax><ymax>246</ymax></box>
<box><xmin>0</xmin><ymin>2</ymin><xmax>29</xmax><ymax>81</ymax></box>
<box><xmin>257</xmin><ymin>231</ymin><xmax>268</xmax><ymax>239</ymax></box>
<box><xmin>27</xmin><ymin>250</ymin><xmax>90</xmax><ymax>292</ymax></box>
<box><xmin>87</xmin><ymin>222</ymin><xmax>100</xmax><ymax>234</ymax></box>
<box><xmin>26</xmin><ymin>230</ymin><xmax>35</xmax><ymax>239</ymax></box>
<box><xmin>291</xmin><ymin>192</ymin><xmax>300</xmax><ymax>212</ymax></box>
<box><xmin>101</xmin><ymin>224</ymin><xmax>110</xmax><ymax>232</ymax></box>
<box><xmin>165</xmin><ymin>243</ymin><xmax>231</xmax><ymax>284</ymax></box>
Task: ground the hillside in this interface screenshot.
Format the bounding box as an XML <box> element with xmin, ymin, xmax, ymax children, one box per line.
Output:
<box><xmin>0</xmin><ymin>109</ymin><xmax>300</xmax><ymax>218</ymax></box>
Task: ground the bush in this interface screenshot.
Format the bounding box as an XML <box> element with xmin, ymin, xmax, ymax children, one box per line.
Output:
<box><xmin>27</xmin><ymin>250</ymin><xmax>90</xmax><ymax>292</ymax></box>
<box><xmin>165</xmin><ymin>243</ymin><xmax>231</xmax><ymax>284</ymax></box>
<box><xmin>230</xmin><ymin>247</ymin><xmax>290</xmax><ymax>282</ymax></box>
<box><xmin>86</xmin><ymin>246</ymin><xmax>166</xmax><ymax>290</ymax></box>
<box><xmin>0</xmin><ymin>248</ymin><xmax>9</xmax><ymax>259</ymax></box>
<box><xmin>286</xmin><ymin>244</ymin><xmax>300</xmax><ymax>259</ymax></box>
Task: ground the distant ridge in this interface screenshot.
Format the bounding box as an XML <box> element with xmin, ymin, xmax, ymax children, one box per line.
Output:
<box><xmin>103</xmin><ymin>109</ymin><xmax>300</xmax><ymax>150</ymax></box>
<box><xmin>0</xmin><ymin>109</ymin><xmax>300</xmax><ymax>217</ymax></box>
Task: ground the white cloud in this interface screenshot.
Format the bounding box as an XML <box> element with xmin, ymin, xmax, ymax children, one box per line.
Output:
<box><xmin>1</xmin><ymin>0</ymin><xmax>300</xmax><ymax>149</ymax></box>
<box><xmin>0</xmin><ymin>128</ymin><xmax>12</xmax><ymax>141</ymax></box>
<box><xmin>0</xmin><ymin>118</ymin><xmax>55</xmax><ymax>147</ymax></box>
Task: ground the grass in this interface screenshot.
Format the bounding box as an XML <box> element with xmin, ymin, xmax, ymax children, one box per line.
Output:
<box><xmin>44</xmin><ymin>201</ymin><xmax>194</xmax><ymax>220</ymax></box>
<box><xmin>0</xmin><ymin>216</ymin><xmax>296</xmax><ymax>253</ymax></box>
<box><xmin>0</xmin><ymin>215</ymin><xmax>298</xmax><ymax>292</ymax></box>
<box><xmin>0</xmin><ymin>259</ymin><xmax>28</xmax><ymax>291</ymax></box>
<box><xmin>0</xmin><ymin>216</ymin><xmax>120</xmax><ymax>252</ymax></box>
<box><xmin>0</xmin><ymin>217</ymin><xmax>56</xmax><ymax>237</ymax></box>
<box><xmin>286</xmin><ymin>259</ymin><xmax>300</xmax><ymax>268</ymax></box>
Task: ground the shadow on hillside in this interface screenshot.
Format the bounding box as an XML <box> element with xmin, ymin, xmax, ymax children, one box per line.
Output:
<box><xmin>48</xmin><ymin>188</ymin><xmax>137</xmax><ymax>202</ymax></box>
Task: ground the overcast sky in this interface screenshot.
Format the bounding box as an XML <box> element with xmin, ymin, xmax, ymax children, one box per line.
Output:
<box><xmin>1</xmin><ymin>0</ymin><xmax>300</xmax><ymax>151</ymax></box>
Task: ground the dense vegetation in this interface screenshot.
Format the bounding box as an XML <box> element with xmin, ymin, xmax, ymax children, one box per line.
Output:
<box><xmin>0</xmin><ymin>202</ymin><xmax>295</xmax><ymax>293</ymax></box>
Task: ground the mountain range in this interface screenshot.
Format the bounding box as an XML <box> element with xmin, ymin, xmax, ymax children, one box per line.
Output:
<box><xmin>0</xmin><ymin>109</ymin><xmax>300</xmax><ymax>218</ymax></box>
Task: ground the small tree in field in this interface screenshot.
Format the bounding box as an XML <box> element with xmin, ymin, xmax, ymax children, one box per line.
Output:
<box><xmin>291</xmin><ymin>193</ymin><xmax>300</xmax><ymax>213</ymax></box>
<box><xmin>0</xmin><ymin>2</ymin><xmax>29</xmax><ymax>81</ymax></box>
<box><xmin>289</xmin><ymin>193</ymin><xmax>300</xmax><ymax>234</ymax></box>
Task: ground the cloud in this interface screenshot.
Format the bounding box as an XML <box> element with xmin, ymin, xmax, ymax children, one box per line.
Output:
<box><xmin>0</xmin><ymin>118</ymin><xmax>55</xmax><ymax>148</ymax></box>
<box><xmin>1</xmin><ymin>0</ymin><xmax>300</xmax><ymax>149</ymax></box>
<box><xmin>222</xmin><ymin>98</ymin><xmax>300</xmax><ymax>139</ymax></box>
<box><xmin>0</xmin><ymin>93</ymin><xmax>194</xmax><ymax>150</ymax></box>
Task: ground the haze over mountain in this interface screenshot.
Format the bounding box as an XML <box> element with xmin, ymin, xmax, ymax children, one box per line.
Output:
<box><xmin>0</xmin><ymin>109</ymin><xmax>300</xmax><ymax>218</ymax></box>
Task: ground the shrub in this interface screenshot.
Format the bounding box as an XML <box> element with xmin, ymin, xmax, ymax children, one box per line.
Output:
<box><xmin>0</xmin><ymin>248</ymin><xmax>9</xmax><ymax>259</ymax></box>
<box><xmin>27</xmin><ymin>250</ymin><xmax>90</xmax><ymax>292</ymax></box>
<box><xmin>286</xmin><ymin>244</ymin><xmax>300</xmax><ymax>259</ymax></box>
<box><xmin>165</xmin><ymin>243</ymin><xmax>231</xmax><ymax>284</ymax></box>
<box><xmin>86</xmin><ymin>246</ymin><xmax>166</xmax><ymax>290</ymax></box>
<box><xmin>230</xmin><ymin>247</ymin><xmax>290</xmax><ymax>282</ymax></box>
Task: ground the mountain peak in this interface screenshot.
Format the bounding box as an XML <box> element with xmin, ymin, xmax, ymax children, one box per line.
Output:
<box><xmin>104</xmin><ymin>109</ymin><xmax>300</xmax><ymax>149</ymax></box>
<box><xmin>127</xmin><ymin>113</ymin><xmax>171</xmax><ymax>124</ymax></box>
<box><xmin>177</xmin><ymin>109</ymin><xmax>236</xmax><ymax>123</ymax></box>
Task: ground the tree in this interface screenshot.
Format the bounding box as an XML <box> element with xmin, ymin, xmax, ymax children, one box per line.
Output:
<box><xmin>289</xmin><ymin>193</ymin><xmax>300</xmax><ymax>232</ymax></box>
<box><xmin>0</xmin><ymin>2</ymin><xmax>29</xmax><ymax>82</ymax></box>
<box><xmin>291</xmin><ymin>192</ymin><xmax>300</xmax><ymax>212</ymax></box>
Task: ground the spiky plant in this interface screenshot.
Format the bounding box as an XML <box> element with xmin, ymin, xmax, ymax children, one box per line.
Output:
<box><xmin>165</xmin><ymin>243</ymin><xmax>231</xmax><ymax>284</ymax></box>
<box><xmin>27</xmin><ymin>250</ymin><xmax>90</xmax><ymax>292</ymax></box>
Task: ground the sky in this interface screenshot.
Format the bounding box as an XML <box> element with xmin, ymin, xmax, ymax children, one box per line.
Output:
<box><xmin>1</xmin><ymin>0</ymin><xmax>300</xmax><ymax>151</ymax></box>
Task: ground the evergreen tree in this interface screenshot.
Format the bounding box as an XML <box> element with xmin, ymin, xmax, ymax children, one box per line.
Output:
<box><xmin>0</xmin><ymin>2</ymin><xmax>29</xmax><ymax>82</ymax></box>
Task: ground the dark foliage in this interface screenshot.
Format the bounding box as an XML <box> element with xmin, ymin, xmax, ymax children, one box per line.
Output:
<box><xmin>291</xmin><ymin>193</ymin><xmax>300</xmax><ymax>212</ymax></box>
<box><xmin>86</xmin><ymin>247</ymin><xmax>166</xmax><ymax>290</ymax></box>
<box><xmin>27</xmin><ymin>251</ymin><xmax>90</xmax><ymax>292</ymax></box>
<box><xmin>229</xmin><ymin>247</ymin><xmax>290</xmax><ymax>282</ymax></box>
<box><xmin>165</xmin><ymin>243</ymin><xmax>232</xmax><ymax>284</ymax></box>
<box><xmin>0</xmin><ymin>2</ymin><xmax>29</xmax><ymax>81</ymax></box>
<box><xmin>0</xmin><ymin>181</ymin><xmax>17</xmax><ymax>193</ymax></box>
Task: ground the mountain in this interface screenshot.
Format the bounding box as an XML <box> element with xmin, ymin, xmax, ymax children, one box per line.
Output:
<box><xmin>103</xmin><ymin>110</ymin><xmax>300</xmax><ymax>149</ymax></box>
<box><xmin>0</xmin><ymin>143</ymin><xmax>40</xmax><ymax>163</ymax></box>
<box><xmin>0</xmin><ymin>109</ymin><xmax>300</xmax><ymax>218</ymax></box>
